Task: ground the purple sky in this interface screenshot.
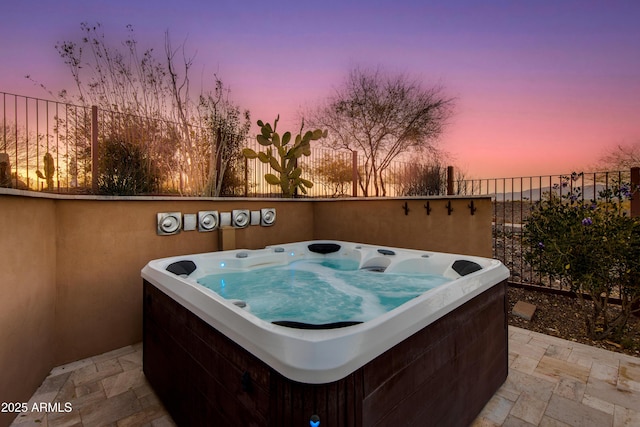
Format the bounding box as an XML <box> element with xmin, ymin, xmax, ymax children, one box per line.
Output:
<box><xmin>2</xmin><ymin>0</ymin><xmax>639</xmax><ymax>178</ymax></box>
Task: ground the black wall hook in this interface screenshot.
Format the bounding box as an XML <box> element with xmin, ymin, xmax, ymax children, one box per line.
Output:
<box><xmin>402</xmin><ymin>202</ymin><xmax>410</xmax><ymax>215</ymax></box>
<box><xmin>446</xmin><ymin>200</ymin><xmax>453</xmax><ymax>215</ymax></box>
<box><xmin>424</xmin><ymin>201</ymin><xmax>432</xmax><ymax>215</ymax></box>
<box><xmin>468</xmin><ymin>200</ymin><xmax>477</xmax><ymax>215</ymax></box>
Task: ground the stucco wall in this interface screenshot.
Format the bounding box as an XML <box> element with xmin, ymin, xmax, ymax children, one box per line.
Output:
<box><xmin>0</xmin><ymin>195</ymin><xmax>56</xmax><ymax>427</ymax></box>
<box><xmin>313</xmin><ymin>198</ymin><xmax>492</xmax><ymax>256</ymax></box>
<box><xmin>53</xmin><ymin>199</ymin><xmax>315</xmax><ymax>365</ymax></box>
<box><xmin>0</xmin><ymin>191</ymin><xmax>491</xmax><ymax>426</ymax></box>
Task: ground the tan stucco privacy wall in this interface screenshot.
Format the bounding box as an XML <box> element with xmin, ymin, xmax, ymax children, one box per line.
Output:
<box><xmin>0</xmin><ymin>189</ymin><xmax>491</xmax><ymax>426</ymax></box>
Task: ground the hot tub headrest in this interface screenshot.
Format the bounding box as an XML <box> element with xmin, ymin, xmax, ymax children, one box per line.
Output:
<box><xmin>308</xmin><ymin>243</ymin><xmax>341</xmax><ymax>254</ymax></box>
<box><xmin>452</xmin><ymin>260</ymin><xmax>482</xmax><ymax>276</ymax></box>
<box><xmin>166</xmin><ymin>260</ymin><xmax>197</xmax><ymax>276</ymax></box>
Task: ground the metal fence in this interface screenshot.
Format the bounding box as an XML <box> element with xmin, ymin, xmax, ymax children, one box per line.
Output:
<box><xmin>0</xmin><ymin>92</ymin><xmax>220</xmax><ymax>195</ymax></box>
<box><xmin>454</xmin><ymin>170</ymin><xmax>640</xmax><ymax>289</ymax></box>
<box><xmin>241</xmin><ymin>141</ymin><xmax>450</xmax><ymax>198</ymax></box>
<box><xmin>3</xmin><ymin>91</ymin><xmax>639</xmax><ymax>290</ymax></box>
<box><xmin>0</xmin><ymin>91</ymin><xmax>449</xmax><ymax>197</ymax></box>
<box><xmin>1</xmin><ymin>93</ymin><xmax>91</xmax><ymax>192</ymax></box>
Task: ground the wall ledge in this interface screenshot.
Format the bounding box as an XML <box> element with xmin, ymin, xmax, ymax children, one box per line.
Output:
<box><xmin>0</xmin><ymin>188</ymin><xmax>491</xmax><ymax>202</ymax></box>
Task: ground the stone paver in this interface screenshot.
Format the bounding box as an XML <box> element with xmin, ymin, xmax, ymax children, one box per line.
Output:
<box><xmin>9</xmin><ymin>343</ymin><xmax>175</xmax><ymax>427</ymax></box>
<box><xmin>9</xmin><ymin>327</ymin><xmax>640</xmax><ymax>426</ymax></box>
<box><xmin>513</xmin><ymin>301</ymin><xmax>537</xmax><ymax>321</ymax></box>
<box><xmin>475</xmin><ymin>327</ymin><xmax>640</xmax><ymax>426</ymax></box>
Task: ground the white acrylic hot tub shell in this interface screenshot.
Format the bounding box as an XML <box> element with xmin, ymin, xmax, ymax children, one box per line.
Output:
<box><xmin>141</xmin><ymin>240</ymin><xmax>509</xmax><ymax>384</ymax></box>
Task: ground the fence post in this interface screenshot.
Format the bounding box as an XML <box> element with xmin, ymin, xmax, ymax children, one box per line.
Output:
<box><xmin>631</xmin><ymin>167</ymin><xmax>640</xmax><ymax>218</ymax></box>
<box><xmin>244</xmin><ymin>157</ymin><xmax>249</xmax><ymax>197</ymax></box>
<box><xmin>91</xmin><ymin>106</ymin><xmax>98</xmax><ymax>193</ymax></box>
<box><xmin>352</xmin><ymin>151</ymin><xmax>358</xmax><ymax>197</ymax></box>
<box><xmin>447</xmin><ymin>166</ymin><xmax>454</xmax><ymax>195</ymax></box>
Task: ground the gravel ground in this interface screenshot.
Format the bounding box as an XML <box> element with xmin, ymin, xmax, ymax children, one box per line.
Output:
<box><xmin>507</xmin><ymin>285</ymin><xmax>640</xmax><ymax>358</ymax></box>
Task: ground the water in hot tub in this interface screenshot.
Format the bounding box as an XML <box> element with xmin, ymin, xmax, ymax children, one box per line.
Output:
<box><xmin>196</xmin><ymin>259</ymin><xmax>451</xmax><ymax>324</ymax></box>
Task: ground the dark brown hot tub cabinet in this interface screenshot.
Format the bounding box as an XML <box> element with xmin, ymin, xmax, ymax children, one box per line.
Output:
<box><xmin>143</xmin><ymin>279</ymin><xmax>508</xmax><ymax>426</ymax></box>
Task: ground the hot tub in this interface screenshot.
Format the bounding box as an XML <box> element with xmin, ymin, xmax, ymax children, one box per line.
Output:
<box><xmin>142</xmin><ymin>240</ymin><xmax>510</xmax><ymax>426</ymax></box>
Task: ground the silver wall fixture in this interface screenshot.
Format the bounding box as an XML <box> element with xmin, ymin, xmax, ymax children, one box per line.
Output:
<box><xmin>183</xmin><ymin>214</ymin><xmax>197</xmax><ymax>231</ymax></box>
<box><xmin>220</xmin><ymin>212</ymin><xmax>231</xmax><ymax>227</ymax></box>
<box><xmin>250</xmin><ymin>211</ymin><xmax>261</xmax><ymax>226</ymax></box>
<box><xmin>232</xmin><ymin>209</ymin><xmax>250</xmax><ymax>228</ymax></box>
<box><xmin>198</xmin><ymin>211</ymin><xmax>219</xmax><ymax>232</ymax></box>
<box><xmin>260</xmin><ymin>208</ymin><xmax>276</xmax><ymax>226</ymax></box>
<box><xmin>157</xmin><ymin>212</ymin><xmax>181</xmax><ymax>235</ymax></box>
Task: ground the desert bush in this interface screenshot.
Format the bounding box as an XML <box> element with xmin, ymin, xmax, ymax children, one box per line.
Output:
<box><xmin>523</xmin><ymin>175</ymin><xmax>640</xmax><ymax>341</ymax></box>
<box><xmin>98</xmin><ymin>138</ymin><xmax>160</xmax><ymax>195</ymax></box>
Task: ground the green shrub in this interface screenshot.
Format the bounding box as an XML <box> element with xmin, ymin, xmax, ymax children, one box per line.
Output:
<box><xmin>523</xmin><ymin>175</ymin><xmax>640</xmax><ymax>341</ymax></box>
<box><xmin>98</xmin><ymin>138</ymin><xmax>160</xmax><ymax>195</ymax></box>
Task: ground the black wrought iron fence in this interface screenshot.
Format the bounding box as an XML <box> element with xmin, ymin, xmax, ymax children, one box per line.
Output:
<box><xmin>1</xmin><ymin>92</ymin><xmax>90</xmax><ymax>191</ymax></box>
<box><xmin>240</xmin><ymin>141</ymin><xmax>449</xmax><ymax>198</ymax></box>
<box><xmin>454</xmin><ymin>170</ymin><xmax>640</xmax><ymax>290</ymax></box>
<box><xmin>0</xmin><ymin>92</ymin><xmax>183</xmax><ymax>193</ymax></box>
<box><xmin>1</xmin><ymin>91</ymin><xmax>449</xmax><ymax>197</ymax></box>
<box><xmin>0</xmin><ymin>92</ymin><xmax>245</xmax><ymax>195</ymax></box>
<box><xmin>4</xmin><ymin>91</ymin><xmax>639</xmax><ymax>291</ymax></box>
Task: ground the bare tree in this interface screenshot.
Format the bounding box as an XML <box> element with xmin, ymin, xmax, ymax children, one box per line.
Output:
<box><xmin>596</xmin><ymin>141</ymin><xmax>640</xmax><ymax>170</ymax></box>
<box><xmin>56</xmin><ymin>23</ymin><xmax>174</xmax><ymax>116</ymax></box>
<box><xmin>397</xmin><ymin>163</ymin><xmax>446</xmax><ymax>196</ymax></box>
<box><xmin>198</xmin><ymin>79</ymin><xmax>251</xmax><ymax>197</ymax></box>
<box><xmin>53</xmin><ymin>23</ymin><xmax>183</xmax><ymax>194</ymax></box>
<box><xmin>45</xmin><ymin>22</ymin><xmax>250</xmax><ymax>196</ymax></box>
<box><xmin>312</xmin><ymin>151</ymin><xmax>353</xmax><ymax>197</ymax></box>
<box><xmin>395</xmin><ymin>150</ymin><xmax>457</xmax><ymax>196</ymax></box>
<box><xmin>310</xmin><ymin>67</ymin><xmax>454</xmax><ymax>196</ymax></box>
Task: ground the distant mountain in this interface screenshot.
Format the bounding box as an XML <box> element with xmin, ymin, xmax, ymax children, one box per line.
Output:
<box><xmin>489</xmin><ymin>184</ymin><xmax>609</xmax><ymax>201</ymax></box>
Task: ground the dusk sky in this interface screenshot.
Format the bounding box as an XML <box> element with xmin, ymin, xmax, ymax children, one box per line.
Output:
<box><xmin>1</xmin><ymin>0</ymin><xmax>639</xmax><ymax>179</ymax></box>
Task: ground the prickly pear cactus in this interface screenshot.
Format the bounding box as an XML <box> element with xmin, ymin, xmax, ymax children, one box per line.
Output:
<box><xmin>242</xmin><ymin>116</ymin><xmax>327</xmax><ymax>197</ymax></box>
<box><xmin>36</xmin><ymin>152</ymin><xmax>55</xmax><ymax>190</ymax></box>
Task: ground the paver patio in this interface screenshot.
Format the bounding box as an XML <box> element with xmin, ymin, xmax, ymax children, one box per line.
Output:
<box><xmin>9</xmin><ymin>326</ymin><xmax>640</xmax><ymax>427</ymax></box>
